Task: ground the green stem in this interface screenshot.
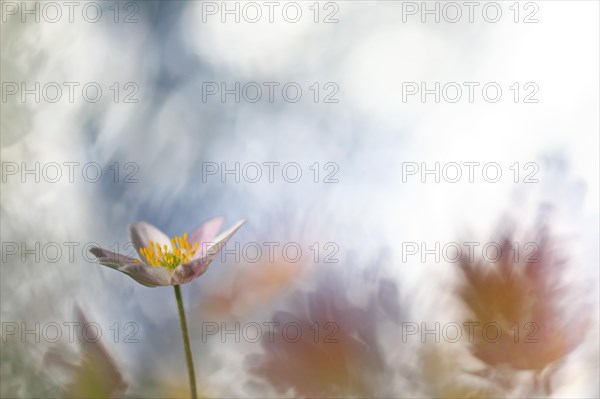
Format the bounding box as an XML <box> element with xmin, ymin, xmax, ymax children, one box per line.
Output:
<box><xmin>174</xmin><ymin>285</ymin><xmax>197</xmax><ymax>399</ymax></box>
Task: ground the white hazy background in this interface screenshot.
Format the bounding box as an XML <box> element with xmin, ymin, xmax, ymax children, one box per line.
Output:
<box><xmin>1</xmin><ymin>1</ymin><xmax>598</xmax><ymax>397</ymax></box>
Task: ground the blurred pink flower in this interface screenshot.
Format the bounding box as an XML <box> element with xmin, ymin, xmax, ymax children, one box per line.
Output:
<box><xmin>246</xmin><ymin>268</ymin><xmax>395</xmax><ymax>397</ymax></box>
<box><xmin>458</xmin><ymin>228</ymin><xmax>590</xmax><ymax>373</ymax></box>
<box><xmin>89</xmin><ymin>217</ymin><xmax>245</xmax><ymax>287</ymax></box>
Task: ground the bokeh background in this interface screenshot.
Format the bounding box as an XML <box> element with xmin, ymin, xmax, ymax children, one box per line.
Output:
<box><xmin>1</xmin><ymin>1</ymin><xmax>598</xmax><ymax>397</ymax></box>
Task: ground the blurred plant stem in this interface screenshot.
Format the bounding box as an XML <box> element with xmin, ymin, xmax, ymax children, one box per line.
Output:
<box><xmin>174</xmin><ymin>285</ymin><xmax>197</xmax><ymax>399</ymax></box>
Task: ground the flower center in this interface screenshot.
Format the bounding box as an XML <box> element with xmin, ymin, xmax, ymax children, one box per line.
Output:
<box><xmin>139</xmin><ymin>233</ymin><xmax>199</xmax><ymax>271</ymax></box>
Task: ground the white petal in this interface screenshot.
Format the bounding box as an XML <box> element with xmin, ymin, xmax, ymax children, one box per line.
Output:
<box><xmin>129</xmin><ymin>221</ymin><xmax>172</xmax><ymax>263</ymax></box>
<box><xmin>89</xmin><ymin>246</ymin><xmax>170</xmax><ymax>287</ymax></box>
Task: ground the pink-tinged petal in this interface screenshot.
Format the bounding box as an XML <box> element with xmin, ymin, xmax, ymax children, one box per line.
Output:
<box><xmin>171</xmin><ymin>220</ymin><xmax>246</xmax><ymax>285</ymax></box>
<box><xmin>188</xmin><ymin>216</ymin><xmax>225</xmax><ymax>260</ymax></box>
<box><xmin>89</xmin><ymin>247</ymin><xmax>170</xmax><ymax>287</ymax></box>
<box><xmin>89</xmin><ymin>247</ymin><xmax>140</xmax><ymax>268</ymax></box>
<box><xmin>196</xmin><ymin>219</ymin><xmax>246</xmax><ymax>257</ymax></box>
<box><xmin>129</xmin><ymin>222</ymin><xmax>172</xmax><ymax>263</ymax></box>
<box><xmin>118</xmin><ymin>263</ymin><xmax>171</xmax><ymax>287</ymax></box>
<box><xmin>170</xmin><ymin>256</ymin><xmax>213</xmax><ymax>286</ymax></box>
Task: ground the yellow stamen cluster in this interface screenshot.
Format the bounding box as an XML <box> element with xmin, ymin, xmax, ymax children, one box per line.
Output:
<box><xmin>139</xmin><ymin>233</ymin><xmax>199</xmax><ymax>271</ymax></box>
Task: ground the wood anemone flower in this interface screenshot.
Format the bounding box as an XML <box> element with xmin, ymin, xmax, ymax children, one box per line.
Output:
<box><xmin>89</xmin><ymin>217</ymin><xmax>245</xmax><ymax>287</ymax></box>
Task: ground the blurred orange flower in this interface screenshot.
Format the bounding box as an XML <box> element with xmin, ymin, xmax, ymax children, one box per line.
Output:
<box><xmin>457</xmin><ymin>228</ymin><xmax>590</xmax><ymax>373</ymax></box>
<box><xmin>195</xmin><ymin>255</ymin><xmax>307</xmax><ymax>320</ymax></box>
